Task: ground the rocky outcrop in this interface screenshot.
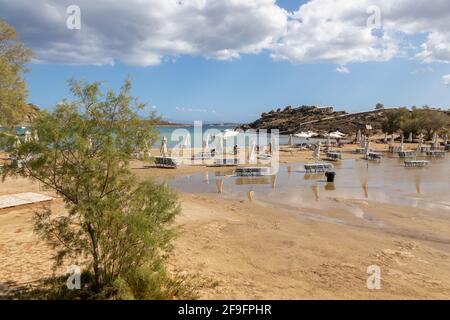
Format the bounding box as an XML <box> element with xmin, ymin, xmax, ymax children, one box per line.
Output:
<box><xmin>239</xmin><ymin>105</ymin><xmax>389</xmax><ymax>134</ymax></box>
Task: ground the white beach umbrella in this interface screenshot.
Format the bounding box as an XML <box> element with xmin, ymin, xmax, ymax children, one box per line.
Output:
<box><xmin>356</xmin><ymin>130</ymin><xmax>362</xmax><ymax>143</ymax></box>
<box><xmin>444</xmin><ymin>134</ymin><xmax>448</xmax><ymax>145</ymax></box>
<box><xmin>288</xmin><ymin>134</ymin><xmax>293</xmax><ymax>147</ymax></box>
<box><xmin>384</xmin><ymin>133</ymin><xmax>388</xmax><ymax>144</ymax></box>
<box><xmin>313</xmin><ymin>143</ymin><xmax>321</xmax><ymax>161</ymax></box>
<box><xmin>223</xmin><ymin>130</ymin><xmax>239</xmax><ymax>139</ymax></box>
<box><xmin>365</xmin><ymin>139</ymin><xmax>371</xmax><ymax>157</ymax></box>
<box><xmin>249</xmin><ymin>140</ymin><xmax>257</xmax><ymax>163</ymax></box>
<box><xmin>183</xmin><ymin>133</ymin><xmax>191</xmax><ymax>149</ymax></box>
<box><xmin>272</xmin><ymin>133</ymin><xmax>278</xmax><ymax>153</ymax></box>
<box><xmin>416</xmin><ymin>135</ymin><xmax>423</xmax><ymax>153</ymax></box>
<box><xmin>216</xmin><ymin>134</ymin><xmax>224</xmax><ymax>155</ymax></box>
<box><xmin>408</xmin><ymin>132</ymin><xmax>413</xmax><ymax>143</ymax></box>
<box><xmin>203</xmin><ymin>134</ymin><xmax>210</xmax><ymax>151</ymax></box>
<box><xmin>326</xmin><ymin>134</ymin><xmax>331</xmax><ymax>147</ymax></box>
<box><xmin>14</xmin><ymin>136</ymin><xmax>21</xmax><ymax>148</ymax></box>
<box><xmin>160</xmin><ymin>136</ymin><xmax>168</xmax><ymax>157</ymax></box>
<box><xmin>24</xmin><ymin>130</ymin><xmax>32</xmax><ymax>143</ymax></box>
<box><xmin>433</xmin><ymin>133</ymin><xmax>439</xmax><ymax>150</ymax></box>
<box><xmin>180</xmin><ymin>133</ymin><xmax>191</xmax><ymax>157</ymax></box>
<box><xmin>400</xmin><ymin>134</ymin><xmax>404</xmax><ymax>152</ymax></box>
<box><xmin>360</xmin><ymin>135</ymin><xmax>366</xmax><ymax>148</ymax></box>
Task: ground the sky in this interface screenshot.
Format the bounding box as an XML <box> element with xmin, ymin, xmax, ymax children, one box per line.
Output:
<box><xmin>1</xmin><ymin>0</ymin><xmax>450</xmax><ymax>123</ymax></box>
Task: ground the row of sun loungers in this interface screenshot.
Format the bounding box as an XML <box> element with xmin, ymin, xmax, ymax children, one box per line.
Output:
<box><xmin>154</xmin><ymin>156</ymin><xmax>182</xmax><ymax>168</ymax></box>
<box><xmin>325</xmin><ymin>152</ymin><xmax>342</xmax><ymax>161</ymax></box>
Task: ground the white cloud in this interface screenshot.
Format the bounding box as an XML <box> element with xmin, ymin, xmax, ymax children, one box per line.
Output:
<box><xmin>0</xmin><ymin>0</ymin><xmax>286</xmax><ymax>66</ymax></box>
<box><xmin>175</xmin><ymin>106</ymin><xmax>218</xmax><ymax>113</ymax></box>
<box><xmin>271</xmin><ymin>0</ymin><xmax>397</xmax><ymax>64</ymax></box>
<box><xmin>336</xmin><ymin>66</ymin><xmax>350</xmax><ymax>73</ymax></box>
<box><xmin>443</xmin><ymin>74</ymin><xmax>450</xmax><ymax>86</ymax></box>
<box><xmin>1</xmin><ymin>0</ymin><xmax>450</xmax><ymax>66</ymax></box>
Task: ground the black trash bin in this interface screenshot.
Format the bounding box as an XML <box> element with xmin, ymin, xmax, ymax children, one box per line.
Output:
<box><xmin>325</xmin><ymin>171</ymin><xmax>336</xmax><ymax>183</ymax></box>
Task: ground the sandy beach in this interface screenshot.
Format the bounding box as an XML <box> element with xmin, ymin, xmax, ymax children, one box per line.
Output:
<box><xmin>1</xmin><ymin>143</ymin><xmax>450</xmax><ymax>299</ymax></box>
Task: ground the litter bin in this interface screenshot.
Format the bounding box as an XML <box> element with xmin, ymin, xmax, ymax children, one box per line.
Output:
<box><xmin>325</xmin><ymin>171</ymin><xmax>336</xmax><ymax>183</ymax></box>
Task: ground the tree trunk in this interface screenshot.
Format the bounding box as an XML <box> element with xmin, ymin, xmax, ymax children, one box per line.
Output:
<box><xmin>87</xmin><ymin>224</ymin><xmax>100</xmax><ymax>291</ymax></box>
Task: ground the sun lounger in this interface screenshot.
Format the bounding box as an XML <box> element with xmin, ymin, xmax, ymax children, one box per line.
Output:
<box><xmin>325</xmin><ymin>152</ymin><xmax>342</xmax><ymax>161</ymax></box>
<box><xmin>404</xmin><ymin>160</ymin><xmax>430</xmax><ymax>168</ymax></box>
<box><xmin>191</xmin><ymin>152</ymin><xmax>213</xmax><ymax>161</ymax></box>
<box><xmin>398</xmin><ymin>150</ymin><xmax>416</xmax><ymax>158</ymax></box>
<box><xmin>211</xmin><ymin>158</ymin><xmax>241</xmax><ymax>167</ymax></box>
<box><xmin>154</xmin><ymin>156</ymin><xmax>181</xmax><ymax>168</ymax></box>
<box><xmin>257</xmin><ymin>153</ymin><xmax>272</xmax><ymax>160</ymax></box>
<box><xmin>235</xmin><ymin>166</ymin><xmax>272</xmax><ymax>177</ymax></box>
<box><xmin>389</xmin><ymin>146</ymin><xmax>402</xmax><ymax>153</ymax></box>
<box><xmin>365</xmin><ymin>152</ymin><xmax>382</xmax><ymax>160</ymax></box>
<box><xmin>426</xmin><ymin>150</ymin><xmax>446</xmax><ymax>158</ymax></box>
<box><xmin>304</xmin><ymin>163</ymin><xmax>334</xmax><ymax>172</ymax></box>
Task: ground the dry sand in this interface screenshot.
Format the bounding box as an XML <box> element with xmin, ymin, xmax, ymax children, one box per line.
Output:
<box><xmin>1</xmin><ymin>143</ymin><xmax>450</xmax><ymax>299</ymax></box>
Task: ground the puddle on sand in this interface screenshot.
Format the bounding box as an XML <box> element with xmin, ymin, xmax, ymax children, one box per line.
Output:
<box><xmin>167</xmin><ymin>156</ymin><xmax>450</xmax><ymax>226</ymax></box>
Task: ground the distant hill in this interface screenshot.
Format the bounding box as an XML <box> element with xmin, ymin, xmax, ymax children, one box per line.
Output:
<box><xmin>239</xmin><ymin>105</ymin><xmax>392</xmax><ymax>135</ymax></box>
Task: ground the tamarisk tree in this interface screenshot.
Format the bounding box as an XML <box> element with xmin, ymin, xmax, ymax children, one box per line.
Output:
<box><xmin>1</xmin><ymin>79</ymin><xmax>180</xmax><ymax>293</ymax></box>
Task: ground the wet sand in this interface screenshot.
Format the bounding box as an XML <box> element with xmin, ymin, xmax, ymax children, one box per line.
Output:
<box><xmin>1</xmin><ymin>143</ymin><xmax>450</xmax><ymax>299</ymax></box>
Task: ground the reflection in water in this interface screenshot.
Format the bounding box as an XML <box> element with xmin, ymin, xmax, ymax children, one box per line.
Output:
<box><xmin>248</xmin><ymin>190</ymin><xmax>255</xmax><ymax>203</ymax></box>
<box><xmin>216</xmin><ymin>179</ymin><xmax>224</xmax><ymax>194</ymax></box>
<box><xmin>312</xmin><ymin>184</ymin><xmax>320</xmax><ymax>201</ymax></box>
<box><xmin>362</xmin><ymin>180</ymin><xmax>369</xmax><ymax>198</ymax></box>
<box><xmin>304</xmin><ymin>173</ymin><xmax>324</xmax><ymax>181</ymax></box>
<box><xmin>415</xmin><ymin>175</ymin><xmax>421</xmax><ymax>194</ymax></box>
<box><xmin>287</xmin><ymin>166</ymin><xmax>292</xmax><ymax>177</ymax></box>
<box><xmin>168</xmin><ymin>156</ymin><xmax>450</xmax><ymax>215</ymax></box>
<box><xmin>271</xmin><ymin>175</ymin><xmax>277</xmax><ymax>189</ymax></box>
<box><xmin>325</xmin><ymin>182</ymin><xmax>336</xmax><ymax>191</ymax></box>
<box><xmin>236</xmin><ymin>177</ymin><xmax>270</xmax><ymax>185</ymax></box>
<box><xmin>205</xmin><ymin>172</ymin><xmax>210</xmax><ymax>184</ymax></box>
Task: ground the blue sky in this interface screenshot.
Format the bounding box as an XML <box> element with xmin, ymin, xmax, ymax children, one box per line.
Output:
<box><xmin>2</xmin><ymin>0</ymin><xmax>450</xmax><ymax>123</ymax></box>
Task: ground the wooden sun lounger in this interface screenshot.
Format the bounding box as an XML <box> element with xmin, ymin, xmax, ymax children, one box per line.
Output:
<box><xmin>325</xmin><ymin>152</ymin><xmax>342</xmax><ymax>161</ymax></box>
<box><xmin>235</xmin><ymin>166</ymin><xmax>272</xmax><ymax>177</ymax></box>
<box><xmin>304</xmin><ymin>163</ymin><xmax>334</xmax><ymax>173</ymax></box>
<box><xmin>404</xmin><ymin>160</ymin><xmax>430</xmax><ymax>168</ymax></box>
<box><xmin>426</xmin><ymin>150</ymin><xmax>446</xmax><ymax>158</ymax></box>
<box><xmin>398</xmin><ymin>151</ymin><xmax>416</xmax><ymax>158</ymax></box>
<box><xmin>154</xmin><ymin>156</ymin><xmax>181</xmax><ymax>168</ymax></box>
<box><xmin>209</xmin><ymin>158</ymin><xmax>241</xmax><ymax>167</ymax></box>
<box><xmin>365</xmin><ymin>152</ymin><xmax>382</xmax><ymax>160</ymax></box>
